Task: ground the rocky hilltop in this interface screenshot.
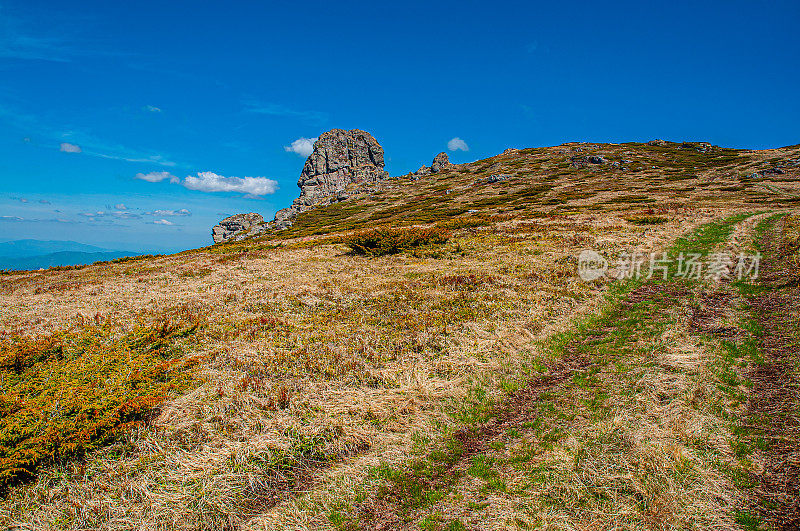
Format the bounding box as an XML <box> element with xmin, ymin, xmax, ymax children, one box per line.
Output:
<box><xmin>273</xmin><ymin>129</ymin><xmax>388</xmax><ymax>229</ymax></box>
<box><xmin>212</xmin><ymin>128</ymin><xmax>389</xmax><ymax>242</ymax></box>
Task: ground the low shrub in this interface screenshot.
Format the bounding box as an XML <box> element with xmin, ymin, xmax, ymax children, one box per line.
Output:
<box><xmin>345</xmin><ymin>227</ymin><xmax>450</xmax><ymax>257</ymax></box>
<box><xmin>437</xmin><ymin>216</ymin><xmax>491</xmax><ymax>230</ymax></box>
<box><xmin>0</xmin><ymin>305</ymin><xmax>204</xmax><ymax>492</ymax></box>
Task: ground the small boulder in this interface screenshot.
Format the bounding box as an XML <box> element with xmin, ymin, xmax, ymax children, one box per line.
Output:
<box><xmin>414</xmin><ymin>165</ymin><xmax>432</xmax><ymax>177</ymax></box>
<box><xmin>476</xmin><ymin>174</ymin><xmax>509</xmax><ymax>185</ymax></box>
<box><xmin>571</xmin><ymin>155</ymin><xmax>607</xmax><ymax>167</ymax></box>
<box><xmin>212</xmin><ymin>212</ymin><xmax>264</xmax><ymax>244</ymax></box>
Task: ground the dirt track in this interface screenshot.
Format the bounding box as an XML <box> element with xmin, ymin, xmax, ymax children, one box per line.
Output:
<box><xmin>746</xmin><ymin>216</ymin><xmax>800</xmax><ymax>530</ymax></box>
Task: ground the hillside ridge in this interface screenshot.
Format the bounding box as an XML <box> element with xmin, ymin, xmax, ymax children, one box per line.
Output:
<box><xmin>212</xmin><ymin>133</ymin><xmax>800</xmax><ymax>245</ymax></box>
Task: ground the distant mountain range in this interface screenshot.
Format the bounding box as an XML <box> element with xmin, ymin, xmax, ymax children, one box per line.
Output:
<box><xmin>0</xmin><ymin>240</ymin><xmax>146</xmax><ymax>271</ymax></box>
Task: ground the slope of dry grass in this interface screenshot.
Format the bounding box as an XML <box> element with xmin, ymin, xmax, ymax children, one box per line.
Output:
<box><xmin>0</xmin><ymin>140</ymin><xmax>798</xmax><ymax>530</ymax></box>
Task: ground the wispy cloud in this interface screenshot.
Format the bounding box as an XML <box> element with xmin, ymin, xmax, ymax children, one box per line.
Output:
<box><xmin>146</xmin><ymin>208</ymin><xmax>191</xmax><ymax>217</ymax></box>
<box><xmin>153</xmin><ymin>219</ymin><xmax>174</xmax><ymax>226</ymax></box>
<box><xmin>60</xmin><ymin>142</ymin><xmax>81</xmax><ymax>153</ymax></box>
<box><xmin>284</xmin><ymin>137</ymin><xmax>317</xmax><ymax>157</ymax></box>
<box><xmin>0</xmin><ymin>104</ymin><xmax>181</xmax><ymax>167</ymax></box>
<box><xmin>447</xmin><ymin>137</ymin><xmax>469</xmax><ymax>152</ymax></box>
<box><xmin>79</xmin><ymin>210</ymin><xmax>141</xmax><ymax>220</ymax></box>
<box><xmin>90</xmin><ymin>150</ymin><xmax>177</xmax><ymax>167</ymax></box>
<box><xmin>135</xmin><ymin>171</ymin><xmax>180</xmax><ymax>184</ymax></box>
<box><xmin>0</xmin><ymin>7</ymin><xmax>70</xmax><ymax>62</ymax></box>
<box><xmin>114</xmin><ymin>203</ymin><xmax>127</xmax><ymax>210</ymax></box>
<box><xmin>0</xmin><ymin>215</ymin><xmax>75</xmax><ymax>223</ymax></box>
<box><xmin>0</xmin><ymin>7</ymin><xmax>135</xmax><ymax>63</ymax></box>
<box><xmin>244</xmin><ymin>100</ymin><xmax>327</xmax><ymax>123</ymax></box>
<box><xmin>144</xmin><ymin>105</ymin><xmax>162</xmax><ymax>113</ymax></box>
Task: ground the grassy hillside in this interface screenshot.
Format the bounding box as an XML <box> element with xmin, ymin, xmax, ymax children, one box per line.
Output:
<box><xmin>267</xmin><ymin>140</ymin><xmax>800</xmax><ymax>240</ymax></box>
<box><xmin>0</xmin><ymin>140</ymin><xmax>798</xmax><ymax>530</ymax></box>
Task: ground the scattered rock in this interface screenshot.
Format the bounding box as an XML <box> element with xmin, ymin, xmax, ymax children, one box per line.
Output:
<box><xmin>647</xmin><ymin>139</ymin><xmax>668</xmax><ymax>146</ymax></box>
<box><xmin>571</xmin><ymin>155</ymin><xmax>607</xmax><ymax>167</ymax></box>
<box><xmin>414</xmin><ymin>165</ymin><xmax>432</xmax><ymax>177</ymax></box>
<box><xmin>212</xmin><ymin>213</ymin><xmax>265</xmax><ymax>244</ymax></box>
<box><xmin>476</xmin><ymin>174</ymin><xmax>509</xmax><ymax>185</ymax></box>
<box><xmin>696</xmin><ymin>142</ymin><xmax>713</xmax><ymax>153</ymax></box>
<box><xmin>681</xmin><ymin>141</ymin><xmax>713</xmax><ymax>153</ymax></box>
<box><xmin>748</xmin><ymin>167</ymin><xmax>789</xmax><ymax>179</ymax></box>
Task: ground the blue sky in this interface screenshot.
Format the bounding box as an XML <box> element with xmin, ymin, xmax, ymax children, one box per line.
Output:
<box><xmin>1</xmin><ymin>0</ymin><xmax>798</xmax><ymax>251</ymax></box>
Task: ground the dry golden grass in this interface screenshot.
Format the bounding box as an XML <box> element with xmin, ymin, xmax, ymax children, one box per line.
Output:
<box><xmin>1</xmin><ymin>139</ymin><xmax>799</xmax><ymax>530</ymax></box>
<box><xmin>0</xmin><ymin>208</ymin><xmax>708</xmax><ymax>530</ymax></box>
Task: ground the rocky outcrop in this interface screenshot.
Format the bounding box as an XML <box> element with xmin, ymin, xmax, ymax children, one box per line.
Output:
<box><xmin>293</xmin><ymin>129</ymin><xmax>387</xmax><ymax>206</ymax></box>
<box><xmin>647</xmin><ymin>139</ymin><xmax>668</xmax><ymax>146</ymax></box>
<box><xmin>412</xmin><ymin>152</ymin><xmax>453</xmax><ymax>178</ymax></box>
<box><xmin>431</xmin><ymin>152</ymin><xmax>451</xmax><ymax>173</ymax></box>
<box><xmin>279</xmin><ymin>129</ymin><xmax>388</xmax><ymax>228</ymax></box>
<box><xmin>212</xmin><ymin>213</ymin><xmax>265</xmax><ymax>244</ymax></box>
<box><xmin>211</xmin><ymin>129</ymin><xmax>389</xmax><ymax>243</ymax></box>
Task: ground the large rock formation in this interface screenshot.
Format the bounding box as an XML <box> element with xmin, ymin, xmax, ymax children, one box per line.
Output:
<box><xmin>273</xmin><ymin>129</ymin><xmax>388</xmax><ymax>229</ymax></box>
<box><xmin>211</xmin><ymin>129</ymin><xmax>389</xmax><ymax>242</ymax></box>
<box><xmin>430</xmin><ymin>152</ymin><xmax>451</xmax><ymax>173</ymax></box>
<box><xmin>212</xmin><ymin>212</ymin><xmax>265</xmax><ymax>244</ymax></box>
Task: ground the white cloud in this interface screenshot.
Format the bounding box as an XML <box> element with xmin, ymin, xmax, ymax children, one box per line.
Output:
<box><xmin>60</xmin><ymin>142</ymin><xmax>81</xmax><ymax>153</ymax></box>
<box><xmin>153</xmin><ymin>219</ymin><xmax>173</xmax><ymax>226</ymax></box>
<box><xmin>114</xmin><ymin>203</ymin><xmax>127</xmax><ymax>210</ymax></box>
<box><xmin>135</xmin><ymin>170</ymin><xmax>278</xmax><ymax>196</ymax></box>
<box><xmin>284</xmin><ymin>137</ymin><xmax>317</xmax><ymax>157</ymax></box>
<box><xmin>145</xmin><ymin>105</ymin><xmax>162</xmax><ymax>113</ymax></box>
<box><xmin>147</xmin><ymin>208</ymin><xmax>191</xmax><ymax>217</ymax></box>
<box><xmin>447</xmin><ymin>137</ymin><xmax>469</xmax><ymax>152</ymax></box>
<box><xmin>183</xmin><ymin>171</ymin><xmax>278</xmax><ymax>196</ymax></box>
<box><xmin>135</xmin><ymin>171</ymin><xmax>179</xmax><ymax>183</ymax></box>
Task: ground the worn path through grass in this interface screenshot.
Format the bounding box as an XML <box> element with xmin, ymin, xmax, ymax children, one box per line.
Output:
<box><xmin>322</xmin><ymin>212</ymin><xmax>791</xmax><ymax>530</ymax></box>
<box><xmin>735</xmin><ymin>214</ymin><xmax>800</xmax><ymax>530</ymax></box>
